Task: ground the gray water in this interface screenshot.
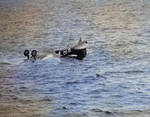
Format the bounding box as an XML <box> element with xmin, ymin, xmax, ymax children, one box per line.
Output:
<box><xmin>0</xmin><ymin>0</ymin><xmax>150</xmax><ymax>117</ymax></box>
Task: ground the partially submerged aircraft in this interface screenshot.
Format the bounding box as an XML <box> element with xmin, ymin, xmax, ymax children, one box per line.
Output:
<box><xmin>24</xmin><ymin>38</ymin><xmax>88</xmax><ymax>61</ymax></box>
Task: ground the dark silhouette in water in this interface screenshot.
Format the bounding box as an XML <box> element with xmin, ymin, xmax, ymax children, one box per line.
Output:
<box><xmin>24</xmin><ymin>50</ymin><xmax>29</xmax><ymax>59</ymax></box>
<box><xmin>55</xmin><ymin>38</ymin><xmax>87</xmax><ymax>60</ymax></box>
<box><xmin>24</xmin><ymin>39</ymin><xmax>88</xmax><ymax>61</ymax></box>
<box><xmin>31</xmin><ymin>50</ymin><xmax>37</xmax><ymax>61</ymax></box>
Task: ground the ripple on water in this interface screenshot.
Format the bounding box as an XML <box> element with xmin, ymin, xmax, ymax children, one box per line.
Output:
<box><xmin>1</xmin><ymin>0</ymin><xmax>150</xmax><ymax>117</ymax></box>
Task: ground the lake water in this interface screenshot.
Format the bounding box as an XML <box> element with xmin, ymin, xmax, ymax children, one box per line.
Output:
<box><xmin>0</xmin><ymin>0</ymin><xmax>150</xmax><ymax>117</ymax></box>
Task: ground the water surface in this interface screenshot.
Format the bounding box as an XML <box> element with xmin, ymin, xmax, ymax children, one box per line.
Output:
<box><xmin>0</xmin><ymin>0</ymin><xmax>150</xmax><ymax>116</ymax></box>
